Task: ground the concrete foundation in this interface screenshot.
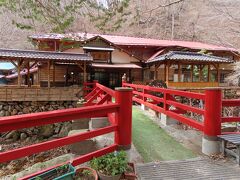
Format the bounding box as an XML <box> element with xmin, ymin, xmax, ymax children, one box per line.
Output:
<box><xmin>202</xmin><ymin>136</ymin><xmax>220</xmax><ymax>156</ymax></box>
<box><xmin>141</xmin><ymin>104</ymin><xmax>148</xmax><ymax>111</ymax></box>
<box><xmin>71</xmin><ymin>118</ymin><xmax>90</xmax><ymax>130</ymax></box>
<box><xmin>90</xmin><ymin>117</ymin><xmax>109</xmax><ymax>129</ymax></box>
<box><xmin>160</xmin><ymin>113</ymin><xmax>178</xmax><ymax>126</ymax></box>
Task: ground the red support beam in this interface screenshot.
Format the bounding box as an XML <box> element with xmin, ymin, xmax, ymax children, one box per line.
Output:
<box><xmin>72</xmin><ymin>144</ymin><xmax>117</xmax><ymax>166</ymax></box>
<box><xmin>222</xmin><ymin>99</ymin><xmax>240</xmax><ymax>107</ymax></box>
<box><xmin>222</xmin><ymin>117</ymin><xmax>240</xmax><ymax>123</ymax></box>
<box><xmin>115</xmin><ymin>87</ymin><xmax>133</xmax><ymax>149</ymax></box>
<box><xmin>0</xmin><ymin>125</ymin><xmax>117</xmax><ymax>163</ymax></box>
<box><xmin>0</xmin><ymin>104</ymin><xmax>119</xmax><ymax>133</ymax></box>
<box><xmin>204</xmin><ymin>89</ymin><xmax>222</xmax><ymax>136</ymax></box>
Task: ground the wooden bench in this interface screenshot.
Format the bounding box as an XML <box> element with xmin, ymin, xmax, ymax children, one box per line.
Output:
<box><xmin>218</xmin><ymin>134</ymin><xmax>240</xmax><ymax>165</ymax></box>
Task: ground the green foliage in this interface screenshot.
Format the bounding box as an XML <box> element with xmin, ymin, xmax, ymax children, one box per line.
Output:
<box><xmin>90</xmin><ymin>151</ymin><xmax>128</xmax><ymax>176</ymax></box>
<box><xmin>0</xmin><ymin>0</ymin><xmax>131</xmax><ymax>33</ymax></box>
<box><xmin>35</xmin><ymin>177</ymin><xmax>42</xmax><ymax>180</ymax></box>
<box><xmin>82</xmin><ymin>169</ymin><xmax>92</xmax><ymax>176</ymax></box>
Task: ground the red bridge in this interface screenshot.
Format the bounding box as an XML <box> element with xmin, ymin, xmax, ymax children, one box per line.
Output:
<box><xmin>0</xmin><ymin>81</ymin><xmax>240</xmax><ymax>179</ymax></box>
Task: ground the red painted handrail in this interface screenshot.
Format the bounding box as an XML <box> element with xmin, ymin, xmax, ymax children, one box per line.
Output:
<box><xmin>124</xmin><ymin>82</ymin><xmax>240</xmax><ymax>136</ymax></box>
<box><xmin>222</xmin><ymin>99</ymin><xmax>240</xmax><ymax>123</ymax></box>
<box><xmin>0</xmin><ymin>125</ymin><xmax>117</xmax><ymax>163</ymax></box>
<box><xmin>123</xmin><ymin>82</ymin><xmax>204</xmax><ymax>131</ymax></box>
<box><xmin>0</xmin><ymin>84</ymin><xmax>133</xmax><ymax>179</ymax></box>
<box><xmin>0</xmin><ymin>104</ymin><xmax>119</xmax><ymax>132</ymax></box>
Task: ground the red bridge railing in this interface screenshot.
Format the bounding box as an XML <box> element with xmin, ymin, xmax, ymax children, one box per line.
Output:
<box><xmin>0</xmin><ymin>83</ymin><xmax>132</xmax><ymax>179</ymax></box>
<box><xmin>122</xmin><ymin>82</ymin><xmax>240</xmax><ymax>137</ymax></box>
<box><xmin>123</xmin><ymin>82</ymin><xmax>205</xmax><ymax>131</ymax></box>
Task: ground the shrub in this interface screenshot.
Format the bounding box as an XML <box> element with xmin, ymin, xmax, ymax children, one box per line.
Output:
<box><xmin>90</xmin><ymin>151</ymin><xmax>127</xmax><ymax>176</ymax></box>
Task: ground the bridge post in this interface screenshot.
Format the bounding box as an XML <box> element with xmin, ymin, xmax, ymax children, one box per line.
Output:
<box><xmin>115</xmin><ymin>87</ymin><xmax>133</xmax><ymax>150</ymax></box>
<box><xmin>202</xmin><ymin>89</ymin><xmax>222</xmax><ymax>155</ymax></box>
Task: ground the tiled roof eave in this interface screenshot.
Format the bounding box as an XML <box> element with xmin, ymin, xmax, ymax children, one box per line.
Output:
<box><xmin>0</xmin><ymin>48</ymin><xmax>93</xmax><ymax>62</ymax></box>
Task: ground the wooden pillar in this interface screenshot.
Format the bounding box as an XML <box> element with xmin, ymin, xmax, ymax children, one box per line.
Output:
<box><xmin>166</xmin><ymin>62</ymin><xmax>169</xmax><ymax>83</ymax></box>
<box><xmin>109</xmin><ymin>51</ymin><xmax>112</xmax><ymax>64</ymax></box>
<box><xmin>129</xmin><ymin>69</ymin><xmax>132</xmax><ymax>82</ymax></box>
<box><xmin>48</xmin><ymin>60</ymin><xmax>51</xmax><ymax>88</ymax></box>
<box><xmin>217</xmin><ymin>64</ymin><xmax>220</xmax><ymax>83</ymax></box>
<box><xmin>190</xmin><ymin>64</ymin><xmax>194</xmax><ymax>82</ymax></box>
<box><xmin>199</xmin><ymin>65</ymin><xmax>203</xmax><ymax>82</ymax></box>
<box><xmin>154</xmin><ymin>64</ymin><xmax>158</xmax><ymax>80</ymax></box>
<box><xmin>53</xmin><ymin>61</ymin><xmax>55</xmax><ymax>87</ymax></box>
<box><xmin>27</xmin><ymin>61</ymin><xmax>30</xmax><ymax>87</ymax></box>
<box><xmin>17</xmin><ymin>60</ymin><xmax>22</xmax><ymax>87</ymax></box>
<box><xmin>208</xmin><ymin>64</ymin><xmax>211</xmax><ymax>82</ymax></box>
<box><xmin>83</xmin><ymin>61</ymin><xmax>87</xmax><ymax>82</ymax></box>
<box><xmin>164</xmin><ymin>63</ymin><xmax>167</xmax><ymax>81</ymax></box>
<box><xmin>178</xmin><ymin>62</ymin><xmax>181</xmax><ymax>82</ymax></box>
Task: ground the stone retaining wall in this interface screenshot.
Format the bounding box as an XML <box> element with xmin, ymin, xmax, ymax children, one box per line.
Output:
<box><xmin>0</xmin><ymin>101</ymin><xmax>78</xmax><ymax>142</ymax></box>
<box><xmin>0</xmin><ymin>101</ymin><xmax>77</xmax><ymax>117</ymax></box>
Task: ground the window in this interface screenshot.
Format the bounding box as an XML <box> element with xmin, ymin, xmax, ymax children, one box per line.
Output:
<box><xmin>90</xmin><ymin>51</ymin><xmax>110</xmax><ymax>62</ymax></box>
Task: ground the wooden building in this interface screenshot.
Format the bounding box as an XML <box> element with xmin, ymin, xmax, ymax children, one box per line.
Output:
<box><xmin>0</xmin><ymin>49</ymin><xmax>92</xmax><ymax>101</ymax></box>
<box><xmin>0</xmin><ymin>32</ymin><xmax>238</xmax><ymax>91</ymax></box>
<box><xmin>29</xmin><ymin>32</ymin><xmax>239</xmax><ymax>88</ymax></box>
<box><xmin>147</xmin><ymin>51</ymin><xmax>234</xmax><ymax>88</ymax></box>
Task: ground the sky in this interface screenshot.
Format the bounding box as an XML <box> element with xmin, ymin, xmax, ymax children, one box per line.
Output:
<box><xmin>0</xmin><ymin>62</ymin><xmax>15</xmax><ymax>70</ymax></box>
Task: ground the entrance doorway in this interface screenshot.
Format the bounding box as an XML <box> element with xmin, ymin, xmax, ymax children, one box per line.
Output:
<box><xmin>92</xmin><ymin>70</ymin><xmax>122</xmax><ymax>89</ymax></box>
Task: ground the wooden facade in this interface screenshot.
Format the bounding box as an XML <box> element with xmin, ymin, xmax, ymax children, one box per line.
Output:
<box><xmin>0</xmin><ymin>86</ymin><xmax>81</xmax><ymax>101</ymax></box>
<box><xmin>0</xmin><ymin>33</ymin><xmax>238</xmax><ymax>97</ymax></box>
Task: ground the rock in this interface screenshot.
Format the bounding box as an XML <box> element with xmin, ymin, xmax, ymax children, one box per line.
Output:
<box><xmin>5</xmin><ymin>111</ymin><xmax>10</xmax><ymax>116</ymax></box>
<box><xmin>0</xmin><ymin>105</ymin><xmax>3</xmax><ymax>110</ymax></box>
<box><xmin>15</xmin><ymin>105</ymin><xmax>21</xmax><ymax>111</ymax></box>
<box><xmin>20</xmin><ymin>133</ymin><xmax>27</xmax><ymax>140</ymax></box>
<box><xmin>39</xmin><ymin>125</ymin><xmax>54</xmax><ymax>138</ymax></box>
<box><xmin>25</xmin><ymin>137</ymin><xmax>31</xmax><ymax>143</ymax></box>
<box><xmin>68</xmin><ymin>130</ymin><xmax>96</xmax><ymax>155</ymax></box>
<box><xmin>3</xmin><ymin>105</ymin><xmax>9</xmax><ymax>111</ymax></box>
<box><xmin>11</xmin><ymin>109</ymin><xmax>18</xmax><ymax>116</ymax></box>
<box><xmin>0</xmin><ymin>110</ymin><xmax>5</xmax><ymax>117</ymax></box>
<box><xmin>58</xmin><ymin>123</ymin><xmax>72</xmax><ymax>137</ymax></box>
<box><xmin>54</xmin><ymin>124</ymin><xmax>61</xmax><ymax>134</ymax></box>
<box><xmin>22</xmin><ymin>107</ymin><xmax>30</xmax><ymax>114</ymax></box>
<box><xmin>33</xmin><ymin>128</ymin><xmax>39</xmax><ymax>134</ymax></box>
<box><xmin>48</xmin><ymin>107</ymin><xmax>54</xmax><ymax>111</ymax></box>
<box><xmin>6</xmin><ymin>131</ymin><xmax>19</xmax><ymax>141</ymax></box>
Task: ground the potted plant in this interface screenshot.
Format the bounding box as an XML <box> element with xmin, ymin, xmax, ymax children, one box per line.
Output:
<box><xmin>74</xmin><ymin>167</ymin><xmax>98</xmax><ymax>180</ymax></box>
<box><xmin>90</xmin><ymin>151</ymin><xmax>128</xmax><ymax>180</ymax></box>
<box><xmin>29</xmin><ymin>163</ymin><xmax>76</xmax><ymax>180</ymax></box>
<box><xmin>123</xmin><ymin>163</ymin><xmax>137</xmax><ymax>180</ymax></box>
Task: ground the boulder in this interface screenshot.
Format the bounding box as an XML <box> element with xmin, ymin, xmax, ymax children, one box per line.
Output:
<box><xmin>68</xmin><ymin>130</ymin><xmax>96</xmax><ymax>155</ymax></box>
<box><xmin>11</xmin><ymin>109</ymin><xmax>18</xmax><ymax>116</ymax></box>
<box><xmin>20</xmin><ymin>133</ymin><xmax>28</xmax><ymax>140</ymax></box>
<box><xmin>0</xmin><ymin>110</ymin><xmax>5</xmax><ymax>117</ymax></box>
<box><xmin>22</xmin><ymin>107</ymin><xmax>30</xmax><ymax>114</ymax></box>
<box><xmin>39</xmin><ymin>125</ymin><xmax>54</xmax><ymax>138</ymax></box>
<box><xmin>6</xmin><ymin>131</ymin><xmax>20</xmax><ymax>141</ymax></box>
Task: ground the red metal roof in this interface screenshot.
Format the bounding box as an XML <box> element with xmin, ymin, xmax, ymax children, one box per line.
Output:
<box><xmin>30</xmin><ymin>32</ymin><xmax>238</xmax><ymax>52</ymax></box>
<box><xmin>91</xmin><ymin>63</ymin><xmax>142</xmax><ymax>69</ymax></box>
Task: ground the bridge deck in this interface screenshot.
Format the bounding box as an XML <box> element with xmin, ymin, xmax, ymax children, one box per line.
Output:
<box><xmin>136</xmin><ymin>158</ymin><xmax>240</xmax><ymax>180</ymax></box>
